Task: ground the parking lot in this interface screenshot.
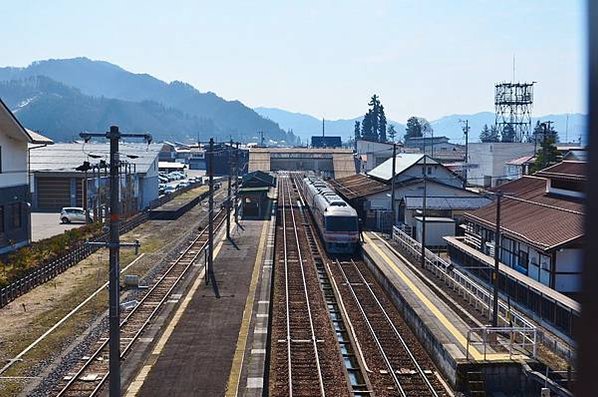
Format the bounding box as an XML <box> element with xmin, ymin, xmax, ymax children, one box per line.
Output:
<box><xmin>31</xmin><ymin>212</ymin><xmax>84</xmax><ymax>242</ymax></box>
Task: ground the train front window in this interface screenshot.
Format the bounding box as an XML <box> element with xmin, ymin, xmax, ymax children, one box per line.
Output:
<box><xmin>326</xmin><ymin>217</ymin><xmax>358</xmax><ymax>232</ymax></box>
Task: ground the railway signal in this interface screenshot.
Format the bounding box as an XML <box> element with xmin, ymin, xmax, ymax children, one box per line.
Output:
<box><xmin>79</xmin><ymin>126</ymin><xmax>151</xmax><ymax>397</ymax></box>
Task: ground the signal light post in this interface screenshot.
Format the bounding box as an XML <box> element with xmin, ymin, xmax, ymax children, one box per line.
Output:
<box><xmin>207</xmin><ymin>138</ymin><xmax>214</xmax><ymax>285</ymax></box>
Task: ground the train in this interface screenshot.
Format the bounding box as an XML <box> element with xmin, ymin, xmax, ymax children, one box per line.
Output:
<box><xmin>301</xmin><ymin>176</ymin><xmax>360</xmax><ymax>254</ymax></box>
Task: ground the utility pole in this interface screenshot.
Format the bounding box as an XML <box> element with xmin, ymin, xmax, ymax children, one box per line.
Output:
<box><xmin>207</xmin><ymin>138</ymin><xmax>214</xmax><ymax>285</ymax></box>
<box><xmin>79</xmin><ymin>126</ymin><xmax>147</xmax><ymax>397</ymax></box>
<box><xmin>390</xmin><ymin>143</ymin><xmax>397</xmax><ymax>231</ymax></box>
<box><xmin>461</xmin><ymin>119</ymin><xmax>470</xmax><ymax>188</ymax></box>
<box><xmin>421</xmin><ymin>142</ymin><xmax>427</xmax><ymax>268</ymax></box>
<box><xmin>226</xmin><ymin>139</ymin><xmax>232</xmax><ymax>239</ymax></box>
<box><xmin>492</xmin><ymin>191</ymin><xmax>503</xmax><ymax>327</ymax></box>
<box><xmin>234</xmin><ymin>141</ymin><xmax>240</xmax><ymax>224</ymax></box>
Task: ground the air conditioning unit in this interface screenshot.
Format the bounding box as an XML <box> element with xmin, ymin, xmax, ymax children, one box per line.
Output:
<box><xmin>485</xmin><ymin>241</ymin><xmax>495</xmax><ymax>257</ymax></box>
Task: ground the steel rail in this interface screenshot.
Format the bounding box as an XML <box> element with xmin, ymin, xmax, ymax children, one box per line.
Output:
<box><xmin>285</xmin><ymin>176</ymin><xmax>326</xmax><ymax>397</ymax></box>
<box><xmin>349</xmin><ymin>258</ymin><xmax>439</xmax><ymax>396</ymax></box>
<box><xmin>335</xmin><ymin>258</ymin><xmax>407</xmax><ymax>397</ymax></box>
<box><xmin>56</xmin><ymin>208</ymin><xmax>227</xmax><ymax>397</ymax></box>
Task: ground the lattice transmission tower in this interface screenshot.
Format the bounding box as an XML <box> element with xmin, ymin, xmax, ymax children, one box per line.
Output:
<box><xmin>494</xmin><ymin>82</ymin><xmax>535</xmax><ymax>142</ymax></box>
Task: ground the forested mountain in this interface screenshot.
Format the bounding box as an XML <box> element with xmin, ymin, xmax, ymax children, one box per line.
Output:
<box><xmin>0</xmin><ymin>58</ymin><xmax>294</xmax><ymax>143</ymax></box>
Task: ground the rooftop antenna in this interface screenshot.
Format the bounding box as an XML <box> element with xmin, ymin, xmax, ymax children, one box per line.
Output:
<box><xmin>512</xmin><ymin>54</ymin><xmax>516</xmax><ymax>82</ymax></box>
<box><xmin>322</xmin><ymin>118</ymin><xmax>325</xmax><ymax>137</ymax></box>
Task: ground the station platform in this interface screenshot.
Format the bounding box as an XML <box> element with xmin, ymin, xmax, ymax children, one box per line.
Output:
<box><xmin>361</xmin><ymin>232</ymin><xmax>530</xmax><ymax>390</ymax></box>
<box><xmin>149</xmin><ymin>185</ymin><xmax>209</xmax><ymax>220</ymax></box>
<box><xmin>124</xmin><ymin>216</ymin><xmax>271</xmax><ymax>397</ymax></box>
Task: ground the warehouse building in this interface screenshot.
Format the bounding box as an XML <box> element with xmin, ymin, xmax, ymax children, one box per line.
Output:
<box><xmin>29</xmin><ymin>143</ymin><xmax>161</xmax><ymax>213</ymax></box>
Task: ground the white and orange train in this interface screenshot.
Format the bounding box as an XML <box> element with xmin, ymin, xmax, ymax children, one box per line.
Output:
<box><xmin>301</xmin><ymin>176</ymin><xmax>359</xmax><ymax>254</ymax></box>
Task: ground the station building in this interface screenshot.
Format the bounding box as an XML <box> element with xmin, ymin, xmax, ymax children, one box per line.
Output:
<box><xmin>0</xmin><ymin>99</ymin><xmax>53</xmax><ymax>254</ymax></box>
<box><xmin>239</xmin><ymin>170</ymin><xmax>276</xmax><ymax>219</ymax></box>
<box><xmin>331</xmin><ymin>153</ymin><xmax>488</xmax><ymax>233</ymax></box>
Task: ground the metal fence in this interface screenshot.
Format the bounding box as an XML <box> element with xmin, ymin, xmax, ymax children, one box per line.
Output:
<box><xmin>0</xmin><ymin>212</ymin><xmax>148</xmax><ymax>308</ymax></box>
<box><xmin>389</xmin><ymin>226</ymin><xmax>579</xmax><ymax>362</ymax></box>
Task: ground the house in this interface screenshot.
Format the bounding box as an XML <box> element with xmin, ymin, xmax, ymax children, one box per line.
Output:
<box><xmin>404</xmin><ymin>136</ymin><xmax>465</xmax><ymax>163</ymax></box>
<box><xmin>355</xmin><ymin>139</ymin><xmax>396</xmax><ymax>173</ymax></box>
<box><xmin>446</xmin><ymin>160</ymin><xmax>585</xmax><ymax>294</ymax></box>
<box><xmin>330</xmin><ymin>153</ymin><xmax>488</xmax><ymax>232</ymax></box>
<box><xmin>504</xmin><ymin>154</ymin><xmax>535</xmax><ymax>181</ymax></box>
<box><xmin>0</xmin><ymin>99</ymin><xmax>53</xmax><ymax>254</ymax></box>
<box><xmin>467</xmin><ymin>142</ymin><xmax>535</xmax><ymax>187</ymax></box>
<box><xmin>30</xmin><ymin>143</ymin><xmax>161</xmax><ymax>214</ymax></box>
<box><xmin>239</xmin><ymin>170</ymin><xmax>276</xmax><ymax>219</ymax></box>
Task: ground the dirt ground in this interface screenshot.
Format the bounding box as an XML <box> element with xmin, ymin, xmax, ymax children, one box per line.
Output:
<box><xmin>0</xmin><ymin>186</ymin><xmax>225</xmax><ymax>396</ymax></box>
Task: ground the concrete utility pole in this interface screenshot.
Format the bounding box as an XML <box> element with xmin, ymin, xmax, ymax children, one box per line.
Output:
<box><xmin>234</xmin><ymin>142</ymin><xmax>240</xmax><ymax>224</ymax></box>
<box><xmin>492</xmin><ymin>191</ymin><xmax>503</xmax><ymax>327</ymax></box>
<box><xmin>80</xmin><ymin>126</ymin><xmax>148</xmax><ymax>397</ymax></box>
<box><xmin>207</xmin><ymin>138</ymin><xmax>214</xmax><ymax>285</ymax></box>
<box><xmin>421</xmin><ymin>143</ymin><xmax>427</xmax><ymax>268</ymax></box>
<box><xmin>226</xmin><ymin>139</ymin><xmax>232</xmax><ymax>239</ymax></box>
<box><xmin>390</xmin><ymin>143</ymin><xmax>397</xmax><ymax>230</ymax></box>
<box><xmin>461</xmin><ymin>119</ymin><xmax>470</xmax><ymax>188</ymax></box>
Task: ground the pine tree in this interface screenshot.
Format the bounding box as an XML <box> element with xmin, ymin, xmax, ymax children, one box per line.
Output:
<box><xmin>361</xmin><ymin>110</ymin><xmax>374</xmax><ymax>141</ymax></box>
<box><xmin>501</xmin><ymin>124</ymin><xmax>516</xmax><ymax>142</ymax></box>
<box><xmin>369</xmin><ymin>95</ymin><xmax>380</xmax><ymax>142</ymax></box>
<box><xmin>531</xmin><ymin>134</ymin><xmax>559</xmax><ymax>172</ymax></box>
<box><xmin>378</xmin><ymin>104</ymin><xmax>387</xmax><ymax>142</ymax></box>
<box><xmin>405</xmin><ymin>116</ymin><xmax>422</xmax><ymax>139</ymax></box>
<box><xmin>480</xmin><ymin>124</ymin><xmax>499</xmax><ymax>142</ymax></box>
<box><xmin>387</xmin><ymin>124</ymin><xmax>397</xmax><ymax>142</ymax></box>
<box><xmin>354</xmin><ymin>120</ymin><xmax>361</xmax><ymax>142</ymax></box>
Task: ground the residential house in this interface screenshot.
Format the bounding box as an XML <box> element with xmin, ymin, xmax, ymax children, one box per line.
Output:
<box><xmin>446</xmin><ymin>160</ymin><xmax>585</xmax><ymax>294</ymax></box>
<box><xmin>467</xmin><ymin>142</ymin><xmax>535</xmax><ymax>187</ymax></box>
<box><xmin>0</xmin><ymin>99</ymin><xmax>53</xmax><ymax>254</ymax></box>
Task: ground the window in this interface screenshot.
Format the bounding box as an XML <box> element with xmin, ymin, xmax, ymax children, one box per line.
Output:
<box><xmin>427</xmin><ymin>166</ymin><xmax>432</xmax><ymax>175</ymax></box>
<box><xmin>11</xmin><ymin>203</ymin><xmax>21</xmax><ymax>229</ymax></box>
<box><xmin>326</xmin><ymin>216</ymin><xmax>358</xmax><ymax>232</ymax></box>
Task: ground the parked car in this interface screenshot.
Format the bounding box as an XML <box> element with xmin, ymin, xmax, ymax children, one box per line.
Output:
<box><xmin>164</xmin><ymin>186</ymin><xmax>177</xmax><ymax>195</ymax></box>
<box><xmin>60</xmin><ymin>207</ymin><xmax>93</xmax><ymax>224</ymax></box>
<box><xmin>178</xmin><ymin>181</ymin><xmax>190</xmax><ymax>188</ymax></box>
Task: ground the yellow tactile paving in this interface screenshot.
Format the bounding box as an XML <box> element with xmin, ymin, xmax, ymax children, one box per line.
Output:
<box><xmin>363</xmin><ymin>233</ymin><xmax>523</xmax><ymax>362</ymax></box>
<box><xmin>225</xmin><ymin>221</ymin><xmax>269</xmax><ymax>397</ymax></box>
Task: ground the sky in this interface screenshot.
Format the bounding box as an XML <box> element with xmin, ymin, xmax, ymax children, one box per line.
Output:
<box><xmin>1</xmin><ymin>0</ymin><xmax>587</xmax><ymax>121</ymax></box>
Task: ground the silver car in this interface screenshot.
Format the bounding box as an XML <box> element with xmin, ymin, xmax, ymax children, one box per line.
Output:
<box><xmin>60</xmin><ymin>207</ymin><xmax>92</xmax><ymax>224</ymax></box>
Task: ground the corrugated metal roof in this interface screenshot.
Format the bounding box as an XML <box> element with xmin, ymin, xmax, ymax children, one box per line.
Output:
<box><xmin>329</xmin><ymin>173</ymin><xmax>389</xmax><ymax>200</ymax></box>
<box><xmin>465</xmin><ymin>176</ymin><xmax>584</xmax><ymax>251</ymax></box>
<box><xmin>367</xmin><ymin>153</ymin><xmax>438</xmax><ymax>181</ymax></box>
<box><xmin>403</xmin><ymin>196</ymin><xmax>491</xmax><ymax>210</ymax></box>
<box><xmin>506</xmin><ymin>155</ymin><xmax>535</xmax><ymax>166</ymax></box>
<box><xmin>30</xmin><ymin>142</ymin><xmax>161</xmax><ymax>175</ymax></box>
<box><xmin>535</xmin><ymin>160</ymin><xmax>586</xmax><ymax>181</ymax></box>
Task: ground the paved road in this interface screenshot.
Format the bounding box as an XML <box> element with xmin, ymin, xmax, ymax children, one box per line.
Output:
<box><xmin>31</xmin><ymin>212</ymin><xmax>84</xmax><ymax>242</ymax></box>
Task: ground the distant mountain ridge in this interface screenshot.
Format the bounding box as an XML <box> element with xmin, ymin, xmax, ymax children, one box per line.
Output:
<box><xmin>0</xmin><ymin>57</ymin><xmax>294</xmax><ymax>143</ymax></box>
<box><xmin>256</xmin><ymin>107</ymin><xmax>587</xmax><ymax>144</ymax></box>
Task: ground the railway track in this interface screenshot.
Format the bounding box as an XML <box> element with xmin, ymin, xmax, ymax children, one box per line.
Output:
<box><xmin>333</xmin><ymin>259</ymin><xmax>446</xmax><ymax>396</ymax></box>
<box><xmin>54</xmin><ymin>208</ymin><xmax>227</xmax><ymax>397</ymax></box>
<box><xmin>271</xmin><ymin>174</ymin><xmax>349</xmax><ymax>397</ymax></box>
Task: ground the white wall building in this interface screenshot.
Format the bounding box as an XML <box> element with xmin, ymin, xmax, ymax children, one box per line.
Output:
<box><xmin>467</xmin><ymin>142</ymin><xmax>535</xmax><ymax>187</ymax></box>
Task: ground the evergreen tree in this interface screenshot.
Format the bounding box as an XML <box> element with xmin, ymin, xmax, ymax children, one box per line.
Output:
<box><xmin>361</xmin><ymin>110</ymin><xmax>374</xmax><ymax>141</ymax></box>
<box><xmin>387</xmin><ymin>124</ymin><xmax>397</xmax><ymax>142</ymax></box>
<box><xmin>532</xmin><ymin>121</ymin><xmax>559</xmax><ymax>144</ymax></box>
<box><xmin>378</xmin><ymin>104</ymin><xmax>387</xmax><ymax>142</ymax></box>
<box><xmin>419</xmin><ymin>117</ymin><xmax>433</xmax><ymax>137</ymax></box>
<box><xmin>405</xmin><ymin>116</ymin><xmax>422</xmax><ymax>139</ymax></box>
<box><xmin>501</xmin><ymin>124</ymin><xmax>516</xmax><ymax>142</ymax></box>
<box><xmin>354</xmin><ymin>120</ymin><xmax>361</xmax><ymax>141</ymax></box>
<box><xmin>368</xmin><ymin>95</ymin><xmax>380</xmax><ymax>141</ymax></box>
<box><xmin>480</xmin><ymin>124</ymin><xmax>499</xmax><ymax>142</ymax></box>
<box><xmin>531</xmin><ymin>134</ymin><xmax>559</xmax><ymax>172</ymax></box>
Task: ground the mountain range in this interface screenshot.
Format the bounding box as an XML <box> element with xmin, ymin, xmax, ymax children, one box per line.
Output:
<box><xmin>255</xmin><ymin>107</ymin><xmax>587</xmax><ymax>144</ymax></box>
<box><xmin>0</xmin><ymin>58</ymin><xmax>294</xmax><ymax>143</ymax></box>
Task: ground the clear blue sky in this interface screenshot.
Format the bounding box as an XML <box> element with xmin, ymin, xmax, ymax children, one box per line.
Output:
<box><xmin>2</xmin><ymin>0</ymin><xmax>587</xmax><ymax>121</ymax></box>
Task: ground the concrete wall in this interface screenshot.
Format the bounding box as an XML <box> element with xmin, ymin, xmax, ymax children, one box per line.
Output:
<box><xmin>467</xmin><ymin>143</ymin><xmax>534</xmax><ymax>187</ymax></box>
<box><xmin>140</xmin><ymin>175</ymin><xmax>159</xmax><ymax>209</ymax></box>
